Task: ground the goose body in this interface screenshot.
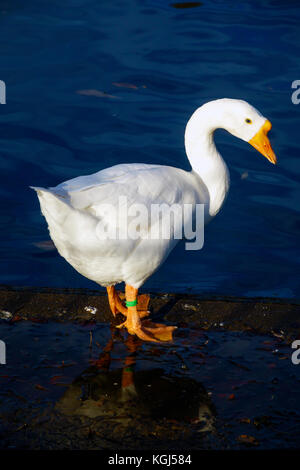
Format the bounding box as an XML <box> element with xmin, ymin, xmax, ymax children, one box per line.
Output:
<box><xmin>32</xmin><ymin>98</ymin><xmax>276</xmax><ymax>342</ymax></box>
<box><xmin>33</xmin><ymin>163</ymin><xmax>221</xmax><ymax>288</ymax></box>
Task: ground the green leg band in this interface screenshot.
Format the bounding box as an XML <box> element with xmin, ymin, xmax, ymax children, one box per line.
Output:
<box><xmin>126</xmin><ymin>299</ymin><xmax>138</xmax><ymax>307</ymax></box>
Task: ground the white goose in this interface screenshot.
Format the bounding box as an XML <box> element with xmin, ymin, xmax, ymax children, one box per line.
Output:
<box><xmin>32</xmin><ymin>99</ymin><xmax>276</xmax><ymax>342</ymax></box>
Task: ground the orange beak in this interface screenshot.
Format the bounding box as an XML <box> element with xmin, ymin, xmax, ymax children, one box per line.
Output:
<box><xmin>249</xmin><ymin>120</ymin><xmax>277</xmax><ymax>165</ymax></box>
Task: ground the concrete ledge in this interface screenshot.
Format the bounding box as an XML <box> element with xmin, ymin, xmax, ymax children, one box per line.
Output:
<box><xmin>0</xmin><ymin>286</ymin><xmax>299</xmax><ymax>342</ymax></box>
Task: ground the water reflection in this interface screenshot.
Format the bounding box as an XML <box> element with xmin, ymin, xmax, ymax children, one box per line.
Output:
<box><xmin>56</xmin><ymin>331</ymin><xmax>216</xmax><ymax>433</ymax></box>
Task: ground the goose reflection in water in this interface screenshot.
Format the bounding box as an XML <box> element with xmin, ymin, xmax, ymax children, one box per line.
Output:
<box><xmin>56</xmin><ymin>329</ymin><xmax>216</xmax><ymax>435</ymax></box>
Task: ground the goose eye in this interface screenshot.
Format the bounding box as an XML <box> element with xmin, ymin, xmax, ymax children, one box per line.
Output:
<box><xmin>245</xmin><ymin>118</ymin><xmax>252</xmax><ymax>124</ymax></box>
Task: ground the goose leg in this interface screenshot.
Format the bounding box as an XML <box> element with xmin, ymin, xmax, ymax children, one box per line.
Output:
<box><xmin>107</xmin><ymin>286</ymin><xmax>150</xmax><ymax>318</ymax></box>
<box><xmin>107</xmin><ymin>286</ymin><xmax>118</xmax><ymax>317</ymax></box>
<box><xmin>116</xmin><ymin>284</ymin><xmax>176</xmax><ymax>343</ymax></box>
<box><xmin>115</xmin><ymin>290</ymin><xmax>150</xmax><ymax>318</ymax></box>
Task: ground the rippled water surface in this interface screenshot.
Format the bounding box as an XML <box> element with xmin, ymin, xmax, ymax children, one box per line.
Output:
<box><xmin>0</xmin><ymin>0</ymin><xmax>299</xmax><ymax>297</ymax></box>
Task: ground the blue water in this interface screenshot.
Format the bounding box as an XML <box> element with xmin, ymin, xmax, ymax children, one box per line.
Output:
<box><xmin>0</xmin><ymin>0</ymin><xmax>299</xmax><ymax>297</ymax></box>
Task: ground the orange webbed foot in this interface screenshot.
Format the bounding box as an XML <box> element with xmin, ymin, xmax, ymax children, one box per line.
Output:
<box><xmin>112</xmin><ymin>285</ymin><xmax>177</xmax><ymax>343</ymax></box>
<box><xmin>117</xmin><ymin>318</ymin><xmax>177</xmax><ymax>343</ymax></box>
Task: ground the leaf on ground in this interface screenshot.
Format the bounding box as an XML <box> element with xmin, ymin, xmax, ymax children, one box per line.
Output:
<box><xmin>35</xmin><ymin>384</ymin><xmax>47</xmax><ymax>391</ymax></box>
<box><xmin>16</xmin><ymin>423</ymin><xmax>27</xmax><ymax>432</ymax></box>
<box><xmin>237</xmin><ymin>434</ymin><xmax>259</xmax><ymax>446</ymax></box>
<box><xmin>56</xmin><ymin>361</ymin><xmax>75</xmax><ymax>369</ymax></box>
<box><xmin>229</xmin><ymin>360</ymin><xmax>250</xmax><ymax>371</ymax></box>
<box><xmin>11</xmin><ymin>315</ymin><xmax>22</xmax><ymax>323</ymax></box>
<box><xmin>50</xmin><ymin>375</ymin><xmax>64</xmax><ymax>384</ymax></box>
<box><xmin>239</xmin><ymin>417</ymin><xmax>251</xmax><ymax>424</ymax></box>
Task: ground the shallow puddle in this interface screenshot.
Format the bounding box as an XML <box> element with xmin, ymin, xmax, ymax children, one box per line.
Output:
<box><xmin>0</xmin><ymin>321</ymin><xmax>299</xmax><ymax>449</ymax></box>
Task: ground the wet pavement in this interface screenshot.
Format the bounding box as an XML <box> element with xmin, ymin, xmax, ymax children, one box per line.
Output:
<box><xmin>0</xmin><ymin>288</ymin><xmax>299</xmax><ymax>450</ymax></box>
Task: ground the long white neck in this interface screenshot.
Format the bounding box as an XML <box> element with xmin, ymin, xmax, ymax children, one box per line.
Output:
<box><xmin>184</xmin><ymin>102</ymin><xmax>230</xmax><ymax>217</ymax></box>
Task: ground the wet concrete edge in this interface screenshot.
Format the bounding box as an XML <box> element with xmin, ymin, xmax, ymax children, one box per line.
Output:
<box><xmin>0</xmin><ymin>285</ymin><xmax>299</xmax><ymax>343</ymax></box>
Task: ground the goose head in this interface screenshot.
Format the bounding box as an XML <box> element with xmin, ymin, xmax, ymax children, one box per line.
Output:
<box><xmin>218</xmin><ymin>98</ymin><xmax>276</xmax><ymax>164</ymax></box>
<box><xmin>185</xmin><ymin>98</ymin><xmax>277</xmax><ymax>165</ymax></box>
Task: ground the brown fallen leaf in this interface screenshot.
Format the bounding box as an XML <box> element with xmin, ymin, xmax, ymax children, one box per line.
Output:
<box><xmin>16</xmin><ymin>424</ymin><xmax>27</xmax><ymax>432</ymax></box>
<box><xmin>56</xmin><ymin>360</ymin><xmax>75</xmax><ymax>369</ymax></box>
<box><xmin>228</xmin><ymin>393</ymin><xmax>235</xmax><ymax>400</ymax></box>
<box><xmin>77</xmin><ymin>89</ymin><xmax>119</xmax><ymax>99</ymax></box>
<box><xmin>33</xmin><ymin>240</ymin><xmax>56</xmax><ymax>251</ymax></box>
<box><xmin>112</xmin><ymin>82</ymin><xmax>138</xmax><ymax>89</ymax></box>
<box><xmin>35</xmin><ymin>384</ymin><xmax>47</xmax><ymax>391</ymax></box>
<box><xmin>237</xmin><ymin>434</ymin><xmax>259</xmax><ymax>446</ymax></box>
<box><xmin>229</xmin><ymin>360</ymin><xmax>250</xmax><ymax>371</ymax></box>
<box><xmin>50</xmin><ymin>375</ymin><xmax>64</xmax><ymax>384</ymax></box>
<box><xmin>239</xmin><ymin>417</ymin><xmax>251</xmax><ymax>424</ymax></box>
<box><xmin>190</xmin><ymin>417</ymin><xmax>201</xmax><ymax>424</ymax></box>
<box><xmin>11</xmin><ymin>315</ymin><xmax>22</xmax><ymax>323</ymax></box>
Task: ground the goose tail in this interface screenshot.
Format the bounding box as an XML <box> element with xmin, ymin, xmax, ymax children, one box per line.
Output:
<box><xmin>30</xmin><ymin>186</ymin><xmax>71</xmax><ymax>225</ymax></box>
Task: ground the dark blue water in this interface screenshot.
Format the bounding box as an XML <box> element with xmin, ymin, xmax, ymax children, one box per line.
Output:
<box><xmin>0</xmin><ymin>0</ymin><xmax>299</xmax><ymax>297</ymax></box>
